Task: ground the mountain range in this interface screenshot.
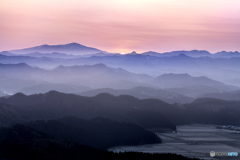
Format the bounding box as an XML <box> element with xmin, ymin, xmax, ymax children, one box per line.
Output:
<box><xmin>200</xmin><ymin>90</ymin><xmax>240</xmax><ymax>101</ymax></box>
<box><xmin>1</xmin><ymin>43</ymin><xmax>239</xmax><ymax>58</ymax></box>
<box><xmin>8</xmin><ymin>43</ymin><xmax>103</xmax><ymax>55</ymax></box>
<box><xmin>1</xmin><ymin>42</ymin><xmax>240</xmax><ymax>160</ymax></box>
<box><xmin>1</xmin><ymin>43</ymin><xmax>240</xmax><ymax>88</ymax></box>
<box><xmin>1</xmin><ymin>91</ymin><xmax>240</xmax><ymax>128</ymax></box>
<box><xmin>0</xmin><ymin>63</ymin><xmax>238</xmax><ymax>100</ymax></box>
<box><xmin>0</xmin><ymin>91</ymin><xmax>176</xmax><ymax>129</ymax></box>
<box><xmin>79</xmin><ymin>87</ymin><xmax>194</xmax><ymax>104</ymax></box>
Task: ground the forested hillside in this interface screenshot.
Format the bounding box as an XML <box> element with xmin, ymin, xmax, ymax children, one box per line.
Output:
<box><xmin>0</xmin><ymin>124</ymin><xmax>197</xmax><ymax>160</ymax></box>
<box><xmin>26</xmin><ymin>117</ymin><xmax>162</xmax><ymax>150</ymax></box>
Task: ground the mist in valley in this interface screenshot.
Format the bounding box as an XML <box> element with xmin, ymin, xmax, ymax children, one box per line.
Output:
<box><xmin>0</xmin><ymin>43</ymin><xmax>240</xmax><ymax>159</ymax></box>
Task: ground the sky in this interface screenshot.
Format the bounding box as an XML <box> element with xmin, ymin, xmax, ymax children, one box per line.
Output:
<box><xmin>0</xmin><ymin>0</ymin><xmax>240</xmax><ymax>53</ymax></box>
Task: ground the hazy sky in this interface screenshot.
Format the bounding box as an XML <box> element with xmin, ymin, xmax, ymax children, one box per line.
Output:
<box><xmin>1</xmin><ymin>0</ymin><xmax>240</xmax><ymax>53</ymax></box>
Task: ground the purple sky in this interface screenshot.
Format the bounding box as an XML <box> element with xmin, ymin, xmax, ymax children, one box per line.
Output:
<box><xmin>1</xmin><ymin>0</ymin><xmax>240</xmax><ymax>53</ymax></box>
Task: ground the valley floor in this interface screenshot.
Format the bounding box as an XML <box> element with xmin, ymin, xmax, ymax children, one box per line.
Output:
<box><xmin>108</xmin><ymin>124</ymin><xmax>240</xmax><ymax>160</ymax></box>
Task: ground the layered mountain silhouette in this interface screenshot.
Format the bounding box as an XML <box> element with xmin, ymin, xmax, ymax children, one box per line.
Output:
<box><xmin>153</xmin><ymin>73</ymin><xmax>237</xmax><ymax>97</ymax></box>
<box><xmin>9</xmin><ymin>43</ymin><xmax>103</xmax><ymax>55</ymax></box>
<box><xmin>23</xmin><ymin>52</ymin><xmax>80</xmax><ymax>59</ymax></box>
<box><xmin>1</xmin><ymin>46</ymin><xmax>240</xmax><ymax>87</ymax></box>
<box><xmin>3</xmin><ymin>43</ymin><xmax>240</xmax><ymax>58</ymax></box>
<box><xmin>143</xmin><ymin>50</ymin><xmax>212</xmax><ymax>58</ymax></box>
<box><xmin>154</xmin><ymin>73</ymin><xmax>221</xmax><ymax>88</ymax></box>
<box><xmin>200</xmin><ymin>90</ymin><xmax>240</xmax><ymax>101</ymax></box>
<box><xmin>0</xmin><ymin>91</ymin><xmax>176</xmax><ymax>130</ymax></box>
<box><xmin>0</xmin><ymin>63</ymin><xmax>238</xmax><ymax>101</ymax></box>
<box><xmin>214</xmin><ymin>51</ymin><xmax>240</xmax><ymax>58</ymax></box>
<box><xmin>1</xmin><ymin>43</ymin><xmax>240</xmax><ymax>160</ymax></box>
<box><xmin>1</xmin><ymin>91</ymin><xmax>240</xmax><ymax>129</ymax></box>
<box><xmin>0</xmin><ymin>51</ymin><xmax>14</xmax><ymax>56</ymax></box>
<box><xmin>142</xmin><ymin>50</ymin><xmax>240</xmax><ymax>58</ymax></box>
<box><xmin>19</xmin><ymin>82</ymin><xmax>91</xmax><ymax>95</ymax></box>
<box><xmin>79</xmin><ymin>86</ymin><xmax>194</xmax><ymax>104</ymax></box>
<box><xmin>0</xmin><ymin>63</ymin><xmax>155</xmax><ymax>92</ymax></box>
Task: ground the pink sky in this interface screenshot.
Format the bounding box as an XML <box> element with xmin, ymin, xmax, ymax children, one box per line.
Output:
<box><xmin>0</xmin><ymin>0</ymin><xmax>240</xmax><ymax>53</ymax></box>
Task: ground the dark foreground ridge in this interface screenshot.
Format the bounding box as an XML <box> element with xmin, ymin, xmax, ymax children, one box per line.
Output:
<box><xmin>26</xmin><ymin>117</ymin><xmax>162</xmax><ymax>150</ymax></box>
<box><xmin>0</xmin><ymin>124</ymin><xmax>198</xmax><ymax>160</ymax></box>
<box><xmin>1</xmin><ymin>91</ymin><xmax>240</xmax><ymax>129</ymax></box>
<box><xmin>0</xmin><ymin>91</ymin><xmax>176</xmax><ymax>130</ymax></box>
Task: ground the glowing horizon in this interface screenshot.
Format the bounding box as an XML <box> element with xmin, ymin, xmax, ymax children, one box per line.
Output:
<box><xmin>1</xmin><ymin>0</ymin><xmax>240</xmax><ymax>53</ymax></box>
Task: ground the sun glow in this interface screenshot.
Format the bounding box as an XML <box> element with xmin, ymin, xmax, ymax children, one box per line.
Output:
<box><xmin>120</xmin><ymin>52</ymin><xmax>126</xmax><ymax>55</ymax></box>
<box><xmin>1</xmin><ymin>0</ymin><xmax>240</xmax><ymax>52</ymax></box>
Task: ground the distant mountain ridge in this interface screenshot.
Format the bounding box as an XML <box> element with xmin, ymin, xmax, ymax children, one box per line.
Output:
<box><xmin>9</xmin><ymin>42</ymin><xmax>103</xmax><ymax>55</ymax></box>
<box><xmin>142</xmin><ymin>50</ymin><xmax>211</xmax><ymax>58</ymax></box>
<box><xmin>0</xmin><ymin>51</ymin><xmax>14</xmax><ymax>56</ymax></box>
<box><xmin>0</xmin><ymin>63</ymin><xmax>238</xmax><ymax>98</ymax></box>
<box><xmin>214</xmin><ymin>51</ymin><xmax>240</xmax><ymax>58</ymax></box>
<box><xmin>19</xmin><ymin>82</ymin><xmax>92</xmax><ymax>95</ymax></box>
<box><xmin>153</xmin><ymin>73</ymin><xmax>239</xmax><ymax>97</ymax></box>
<box><xmin>79</xmin><ymin>86</ymin><xmax>195</xmax><ymax>104</ymax></box>
<box><xmin>22</xmin><ymin>52</ymin><xmax>80</xmax><ymax>59</ymax></box>
<box><xmin>2</xmin><ymin>42</ymin><xmax>239</xmax><ymax>58</ymax></box>
<box><xmin>200</xmin><ymin>90</ymin><xmax>240</xmax><ymax>101</ymax></box>
<box><xmin>142</xmin><ymin>50</ymin><xmax>240</xmax><ymax>58</ymax></box>
<box><xmin>1</xmin><ymin>50</ymin><xmax>240</xmax><ymax>87</ymax></box>
<box><xmin>154</xmin><ymin>73</ymin><xmax>232</xmax><ymax>88</ymax></box>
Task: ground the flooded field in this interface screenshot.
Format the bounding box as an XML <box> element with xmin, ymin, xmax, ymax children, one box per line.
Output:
<box><xmin>108</xmin><ymin>124</ymin><xmax>240</xmax><ymax>160</ymax></box>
